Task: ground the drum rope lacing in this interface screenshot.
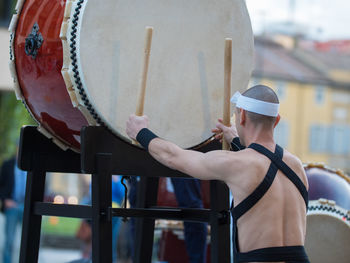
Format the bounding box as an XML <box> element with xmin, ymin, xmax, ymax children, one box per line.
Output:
<box><xmin>308</xmin><ymin>205</ymin><xmax>350</xmax><ymax>222</ymax></box>
<box><xmin>70</xmin><ymin>0</ymin><xmax>110</xmax><ymax>131</ymax></box>
<box><xmin>9</xmin><ymin>33</ymin><xmax>14</xmax><ymax>60</ymax></box>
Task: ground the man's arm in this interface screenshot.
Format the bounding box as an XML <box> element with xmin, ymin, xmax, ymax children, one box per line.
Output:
<box><xmin>148</xmin><ymin>137</ymin><xmax>236</xmax><ymax>181</ymax></box>
<box><xmin>126</xmin><ymin>114</ymin><xmax>238</xmax><ymax>182</ymax></box>
<box><xmin>212</xmin><ymin>118</ymin><xmax>245</xmax><ymax>151</ymax></box>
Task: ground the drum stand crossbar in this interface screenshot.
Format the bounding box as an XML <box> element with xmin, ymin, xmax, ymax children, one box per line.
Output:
<box><xmin>18</xmin><ymin>126</ymin><xmax>231</xmax><ymax>263</ymax></box>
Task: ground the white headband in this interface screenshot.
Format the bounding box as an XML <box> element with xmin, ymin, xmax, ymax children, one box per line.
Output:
<box><xmin>230</xmin><ymin>91</ymin><xmax>279</xmax><ymax>117</ymax></box>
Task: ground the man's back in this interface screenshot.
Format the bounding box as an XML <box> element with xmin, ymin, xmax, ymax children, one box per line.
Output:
<box><xmin>226</xmin><ymin>145</ymin><xmax>308</xmax><ymax>256</ymax></box>
<box><xmin>126</xmin><ymin>84</ymin><xmax>310</xmax><ymax>262</ymax></box>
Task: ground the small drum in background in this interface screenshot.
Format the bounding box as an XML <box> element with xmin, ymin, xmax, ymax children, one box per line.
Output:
<box><xmin>304</xmin><ymin>163</ymin><xmax>350</xmax><ymax>263</ymax></box>
<box><xmin>305</xmin><ymin>199</ymin><xmax>350</xmax><ymax>263</ymax></box>
<box><xmin>305</xmin><ymin>163</ymin><xmax>350</xmax><ymax>210</ymax></box>
<box><xmin>9</xmin><ymin>0</ymin><xmax>254</xmax><ymax>151</ymax></box>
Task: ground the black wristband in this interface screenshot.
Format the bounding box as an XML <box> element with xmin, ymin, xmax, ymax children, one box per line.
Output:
<box><xmin>230</xmin><ymin>137</ymin><xmax>245</xmax><ymax>152</ymax></box>
<box><xmin>136</xmin><ymin>128</ymin><xmax>158</xmax><ymax>151</ymax></box>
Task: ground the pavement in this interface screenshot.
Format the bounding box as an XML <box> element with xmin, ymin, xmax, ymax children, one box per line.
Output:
<box><xmin>0</xmin><ymin>214</ymin><xmax>82</xmax><ymax>263</ymax></box>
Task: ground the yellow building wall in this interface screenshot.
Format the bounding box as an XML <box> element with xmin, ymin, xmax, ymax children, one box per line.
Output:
<box><xmin>278</xmin><ymin>81</ymin><xmax>301</xmax><ymax>157</ymax></box>
<box><xmin>297</xmin><ymin>84</ymin><xmax>332</xmax><ymax>164</ymax></box>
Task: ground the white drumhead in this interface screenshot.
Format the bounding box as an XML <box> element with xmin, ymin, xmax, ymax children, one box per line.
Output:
<box><xmin>67</xmin><ymin>0</ymin><xmax>253</xmax><ymax>148</ymax></box>
<box><xmin>305</xmin><ymin>200</ymin><xmax>350</xmax><ymax>263</ymax></box>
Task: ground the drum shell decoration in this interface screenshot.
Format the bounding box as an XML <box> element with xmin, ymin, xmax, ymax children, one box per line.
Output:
<box><xmin>9</xmin><ymin>0</ymin><xmax>88</xmax><ymax>151</ymax></box>
<box><xmin>304</xmin><ymin>164</ymin><xmax>350</xmax><ymax>263</ymax></box>
<box><xmin>305</xmin><ymin>164</ymin><xmax>350</xmax><ymax>209</ymax></box>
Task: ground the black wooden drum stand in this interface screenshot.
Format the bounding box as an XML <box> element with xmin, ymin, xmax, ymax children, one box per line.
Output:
<box><xmin>18</xmin><ymin>126</ymin><xmax>230</xmax><ymax>263</ymax></box>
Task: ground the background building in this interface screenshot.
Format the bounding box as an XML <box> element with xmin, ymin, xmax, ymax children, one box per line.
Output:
<box><xmin>253</xmin><ymin>36</ymin><xmax>350</xmax><ymax>173</ymax></box>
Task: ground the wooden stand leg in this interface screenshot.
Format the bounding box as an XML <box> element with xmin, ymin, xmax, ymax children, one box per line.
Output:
<box><xmin>134</xmin><ymin>177</ymin><xmax>159</xmax><ymax>263</ymax></box>
<box><xmin>19</xmin><ymin>169</ymin><xmax>46</xmax><ymax>263</ymax></box>
<box><xmin>92</xmin><ymin>153</ymin><xmax>113</xmax><ymax>263</ymax></box>
<box><xmin>210</xmin><ymin>180</ymin><xmax>231</xmax><ymax>263</ymax></box>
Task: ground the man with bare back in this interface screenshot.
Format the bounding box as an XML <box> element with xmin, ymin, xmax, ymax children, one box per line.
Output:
<box><xmin>126</xmin><ymin>85</ymin><xmax>310</xmax><ymax>263</ymax></box>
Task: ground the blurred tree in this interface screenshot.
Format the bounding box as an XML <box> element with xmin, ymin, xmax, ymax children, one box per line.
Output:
<box><xmin>0</xmin><ymin>91</ymin><xmax>36</xmax><ymax>164</ymax></box>
<box><xmin>0</xmin><ymin>0</ymin><xmax>16</xmax><ymax>27</ymax></box>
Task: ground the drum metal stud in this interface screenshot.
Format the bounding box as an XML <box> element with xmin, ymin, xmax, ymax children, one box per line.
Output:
<box><xmin>25</xmin><ymin>23</ymin><xmax>43</xmax><ymax>59</ymax></box>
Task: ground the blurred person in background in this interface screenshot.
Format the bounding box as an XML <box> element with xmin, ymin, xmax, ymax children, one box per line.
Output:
<box><xmin>75</xmin><ymin>175</ymin><xmax>124</xmax><ymax>262</ymax></box>
<box><xmin>0</xmin><ymin>145</ymin><xmax>26</xmax><ymax>263</ymax></box>
<box><xmin>127</xmin><ymin>176</ymin><xmax>207</xmax><ymax>263</ymax></box>
<box><xmin>111</xmin><ymin>175</ymin><xmax>124</xmax><ymax>262</ymax></box>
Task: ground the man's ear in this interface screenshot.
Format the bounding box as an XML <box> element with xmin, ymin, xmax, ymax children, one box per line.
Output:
<box><xmin>273</xmin><ymin>114</ymin><xmax>281</xmax><ymax>128</ymax></box>
<box><xmin>240</xmin><ymin>108</ymin><xmax>246</xmax><ymax>126</ymax></box>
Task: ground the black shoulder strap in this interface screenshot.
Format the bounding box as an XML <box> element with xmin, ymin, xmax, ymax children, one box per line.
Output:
<box><xmin>248</xmin><ymin>143</ymin><xmax>308</xmax><ymax>208</ymax></box>
<box><xmin>233</xmin><ymin>144</ymin><xmax>282</xmax><ymax>220</ymax></box>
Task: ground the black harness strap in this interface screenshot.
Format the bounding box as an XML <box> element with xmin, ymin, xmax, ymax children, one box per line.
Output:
<box><xmin>237</xmin><ymin>246</ymin><xmax>309</xmax><ymax>263</ymax></box>
<box><xmin>248</xmin><ymin>143</ymin><xmax>308</xmax><ymax>208</ymax></box>
<box><xmin>231</xmin><ymin>143</ymin><xmax>310</xmax><ymax>263</ymax></box>
<box><xmin>234</xmin><ymin>145</ymin><xmax>283</xmax><ymax>220</ymax></box>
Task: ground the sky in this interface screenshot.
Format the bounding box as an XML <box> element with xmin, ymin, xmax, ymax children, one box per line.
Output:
<box><xmin>246</xmin><ymin>0</ymin><xmax>350</xmax><ymax>40</ymax></box>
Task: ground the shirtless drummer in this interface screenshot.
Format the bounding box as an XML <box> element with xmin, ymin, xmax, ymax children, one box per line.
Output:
<box><xmin>126</xmin><ymin>85</ymin><xmax>310</xmax><ymax>263</ymax></box>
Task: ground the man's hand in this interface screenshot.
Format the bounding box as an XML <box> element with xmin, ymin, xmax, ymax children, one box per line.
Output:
<box><xmin>211</xmin><ymin>118</ymin><xmax>238</xmax><ymax>144</ymax></box>
<box><xmin>4</xmin><ymin>199</ymin><xmax>17</xmax><ymax>209</ymax></box>
<box><xmin>126</xmin><ymin>114</ymin><xmax>149</xmax><ymax>140</ymax></box>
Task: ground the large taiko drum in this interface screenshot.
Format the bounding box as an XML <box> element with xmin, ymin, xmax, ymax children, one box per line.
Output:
<box><xmin>304</xmin><ymin>164</ymin><xmax>350</xmax><ymax>263</ymax></box>
<box><xmin>9</xmin><ymin>0</ymin><xmax>254</xmax><ymax>152</ymax></box>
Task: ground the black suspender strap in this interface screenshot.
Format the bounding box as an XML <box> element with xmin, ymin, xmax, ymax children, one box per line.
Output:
<box><xmin>233</xmin><ymin>144</ymin><xmax>283</xmax><ymax>220</ymax></box>
<box><xmin>248</xmin><ymin>143</ymin><xmax>308</xmax><ymax>208</ymax></box>
<box><xmin>237</xmin><ymin>245</ymin><xmax>310</xmax><ymax>263</ymax></box>
<box><xmin>230</xmin><ymin>137</ymin><xmax>246</xmax><ymax>152</ymax></box>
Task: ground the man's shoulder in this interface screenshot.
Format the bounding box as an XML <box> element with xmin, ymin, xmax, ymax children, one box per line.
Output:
<box><xmin>226</xmin><ymin>148</ymin><xmax>264</xmax><ymax>171</ymax></box>
<box><xmin>282</xmin><ymin>149</ymin><xmax>308</xmax><ymax>186</ymax></box>
<box><xmin>282</xmin><ymin>149</ymin><xmax>303</xmax><ymax>168</ymax></box>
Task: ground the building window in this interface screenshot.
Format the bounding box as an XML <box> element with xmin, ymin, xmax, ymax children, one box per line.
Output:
<box><xmin>309</xmin><ymin>124</ymin><xmax>328</xmax><ymax>153</ymax></box>
<box><xmin>309</xmin><ymin>124</ymin><xmax>350</xmax><ymax>155</ymax></box>
<box><xmin>328</xmin><ymin>125</ymin><xmax>350</xmax><ymax>155</ymax></box>
<box><xmin>276</xmin><ymin>81</ymin><xmax>286</xmax><ymax>100</ymax></box>
<box><xmin>333</xmin><ymin>107</ymin><xmax>347</xmax><ymax>121</ymax></box>
<box><xmin>332</xmin><ymin>92</ymin><xmax>350</xmax><ymax>104</ymax></box>
<box><xmin>274</xmin><ymin>120</ymin><xmax>289</xmax><ymax>148</ymax></box>
<box><xmin>315</xmin><ymin>85</ymin><xmax>326</xmax><ymax>105</ymax></box>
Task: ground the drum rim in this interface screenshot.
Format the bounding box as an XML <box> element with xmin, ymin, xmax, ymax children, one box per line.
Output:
<box><xmin>307</xmin><ymin>199</ymin><xmax>350</xmax><ymax>225</ymax></box>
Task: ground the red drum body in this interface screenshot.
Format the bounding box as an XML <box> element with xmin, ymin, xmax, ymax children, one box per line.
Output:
<box><xmin>304</xmin><ymin>164</ymin><xmax>350</xmax><ymax>263</ymax></box>
<box><xmin>10</xmin><ymin>0</ymin><xmax>88</xmax><ymax>150</ymax></box>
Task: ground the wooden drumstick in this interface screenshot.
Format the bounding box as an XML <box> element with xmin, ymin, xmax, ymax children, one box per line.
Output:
<box><xmin>133</xmin><ymin>26</ymin><xmax>153</xmax><ymax>145</ymax></box>
<box><xmin>223</xmin><ymin>38</ymin><xmax>232</xmax><ymax>150</ymax></box>
<box><xmin>135</xmin><ymin>26</ymin><xmax>153</xmax><ymax>116</ymax></box>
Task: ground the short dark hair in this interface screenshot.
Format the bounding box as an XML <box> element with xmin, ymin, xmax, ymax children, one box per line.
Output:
<box><xmin>240</xmin><ymin>85</ymin><xmax>279</xmax><ymax>126</ymax></box>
